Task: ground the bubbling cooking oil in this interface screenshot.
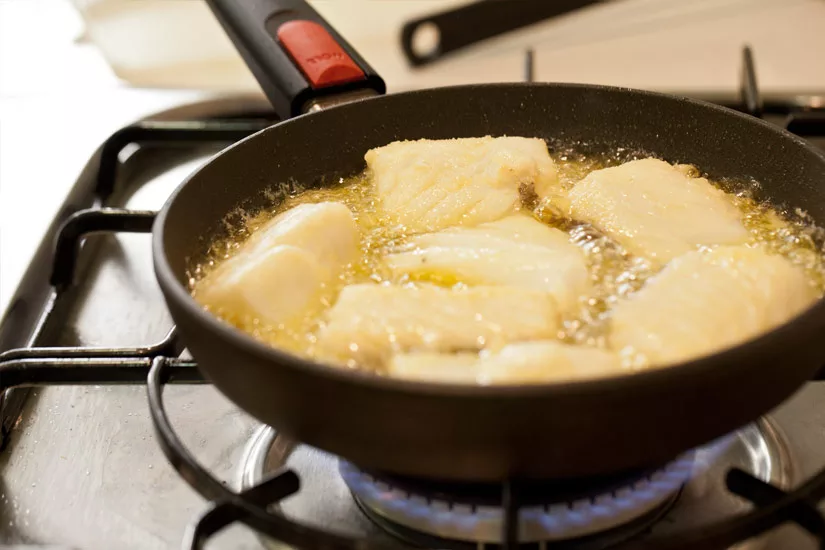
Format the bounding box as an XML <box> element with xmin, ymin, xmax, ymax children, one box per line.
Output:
<box><xmin>188</xmin><ymin>145</ymin><xmax>825</xmax><ymax>369</ymax></box>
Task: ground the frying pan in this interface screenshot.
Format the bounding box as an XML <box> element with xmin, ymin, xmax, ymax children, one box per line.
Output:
<box><xmin>153</xmin><ymin>0</ymin><xmax>825</xmax><ymax>481</ymax></box>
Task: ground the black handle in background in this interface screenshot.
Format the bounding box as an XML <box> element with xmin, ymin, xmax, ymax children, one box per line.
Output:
<box><xmin>401</xmin><ymin>0</ymin><xmax>603</xmax><ymax>68</ymax></box>
<box><xmin>205</xmin><ymin>0</ymin><xmax>385</xmax><ymax>119</ymax></box>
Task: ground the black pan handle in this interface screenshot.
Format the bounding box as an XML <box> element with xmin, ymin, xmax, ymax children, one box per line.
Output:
<box><xmin>205</xmin><ymin>0</ymin><xmax>385</xmax><ymax>119</ymax></box>
<box><xmin>401</xmin><ymin>0</ymin><xmax>602</xmax><ymax>67</ymax></box>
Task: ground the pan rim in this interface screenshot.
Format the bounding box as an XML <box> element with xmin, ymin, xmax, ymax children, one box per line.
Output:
<box><xmin>152</xmin><ymin>81</ymin><xmax>825</xmax><ymax>397</ymax></box>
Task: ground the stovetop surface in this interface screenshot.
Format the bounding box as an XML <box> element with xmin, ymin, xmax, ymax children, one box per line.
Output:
<box><xmin>2</xmin><ymin>92</ymin><xmax>825</xmax><ymax>549</ymax></box>
<box><xmin>0</xmin><ymin>150</ymin><xmax>261</xmax><ymax>549</ymax></box>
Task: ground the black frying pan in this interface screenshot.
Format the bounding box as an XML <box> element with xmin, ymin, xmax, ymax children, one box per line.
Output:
<box><xmin>153</xmin><ymin>0</ymin><xmax>825</xmax><ymax>481</ymax></box>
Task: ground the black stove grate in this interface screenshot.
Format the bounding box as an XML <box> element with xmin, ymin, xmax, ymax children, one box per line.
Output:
<box><xmin>2</xmin><ymin>47</ymin><xmax>825</xmax><ymax>550</ymax></box>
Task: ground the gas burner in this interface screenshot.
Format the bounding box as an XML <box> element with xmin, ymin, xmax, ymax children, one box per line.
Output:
<box><xmin>239</xmin><ymin>418</ymin><xmax>792</xmax><ymax>549</ymax></box>
<box><xmin>339</xmin><ymin>460</ymin><xmax>687</xmax><ymax>546</ymax></box>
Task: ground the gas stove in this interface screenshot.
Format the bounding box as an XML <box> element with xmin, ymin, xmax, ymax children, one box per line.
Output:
<box><xmin>2</xmin><ymin>48</ymin><xmax>825</xmax><ymax>550</ymax></box>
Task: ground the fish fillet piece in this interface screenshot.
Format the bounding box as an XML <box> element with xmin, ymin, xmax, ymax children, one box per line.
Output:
<box><xmin>196</xmin><ymin>245</ymin><xmax>327</xmax><ymax>327</ymax></box>
<box><xmin>243</xmin><ymin>202</ymin><xmax>359</xmax><ymax>272</ymax></box>
<box><xmin>195</xmin><ymin>202</ymin><xmax>359</xmax><ymax>326</ymax></box>
<box><xmin>610</xmin><ymin>246</ymin><xmax>818</xmax><ymax>366</ymax></box>
<box><xmin>365</xmin><ymin>136</ymin><xmax>559</xmax><ymax>233</ymax></box>
<box><xmin>385</xmin><ymin>214</ymin><xmax>590</xmax><ymax>313</ymax></box>
<box><xmin>316</xmin><ymin>284</ymin><xmax>560</xmax><ymax>366</ymax></box>
<box><xmin>569</xmin><ymin>158</ymin><xmax>749</xmax><ymax>264</ymax></box>
<box><xmin>389</xmin><ymin>341</ymin><xmax>621</xmax><ymax>384</ymax></box>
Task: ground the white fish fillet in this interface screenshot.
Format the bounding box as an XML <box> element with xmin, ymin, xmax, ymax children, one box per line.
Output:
<box><xmin>195</xmin><ymin>202</ymin><xmax>359</xmax><ymax>327</ymax></box>
<box><xmin>569</xmin><ymin>158</ymin><xmax>749</xmax><ymax>264</ymax></box>
<box><xmin>316</xmin><ymin>284</ymin><xmax>560</xmax><ymax>366</ymax></box>
<box><xmin>610</xmin><ymin>246</ymin><xmax>818</xmax><ymax>366</ymax></box>
<box><xmin>365</xmin><ymin>136</ymin><xmax>559</xmax><ymax>233</ymax></box>
<box><xmin>196</xmin><ymin>245</ymin><xmax>327</xmax><ymax>327</ymax></box>
<box><xmin>385</xmin><ymin>214</ymin><xmax>590</xmax><ymax>313</ymax></box>
<box><xmin>389</xmin><ymin>341</ymin><xmax>621</xmax><ymax>384</ymax></box>
<box><xmin>242</xmin><ymin>202</ymin><xmax>360</xmax><ymax>272</ymax></box>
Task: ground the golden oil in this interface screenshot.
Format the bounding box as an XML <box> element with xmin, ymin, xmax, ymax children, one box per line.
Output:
<box><xmin>188</xmin><ymin>149</ymin><xmax>825</xmax><ymax>370</ymax></box>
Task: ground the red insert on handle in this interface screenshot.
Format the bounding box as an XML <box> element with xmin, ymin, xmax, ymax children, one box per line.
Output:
<box><xmin>277</xmin><ymin>20</ymin><xmax>366</xmax><ymax>88</ymax></box>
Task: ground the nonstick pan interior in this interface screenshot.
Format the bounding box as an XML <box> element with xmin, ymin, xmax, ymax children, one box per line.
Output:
<box><xmin>154</xmin><ymin>83</ymin><xmax>825</xmax><ymax>481</ymax></box>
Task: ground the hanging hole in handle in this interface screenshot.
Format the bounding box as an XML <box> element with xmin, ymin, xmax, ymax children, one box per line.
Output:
<box><xmin>411</xmin><ymin>21</ymin><xmax>441</xmax><ymax>60</ymax></box>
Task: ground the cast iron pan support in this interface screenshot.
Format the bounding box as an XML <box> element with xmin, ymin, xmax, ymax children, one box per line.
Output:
<box><xmin>740</xmin><ymin>45</ymin><xmax>762</xmax><ymax>118</ymax></box>
<box><xmin>0</xmin><ymin>119</ymin><xmax>269</xmax><ymax>449</ymax></box>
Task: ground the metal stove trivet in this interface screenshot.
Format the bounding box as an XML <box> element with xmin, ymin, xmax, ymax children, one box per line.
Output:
<box><xmin>2</xmin><ymin>47</ymin><xmax>825</xmax><ymax>550</ymax></box>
